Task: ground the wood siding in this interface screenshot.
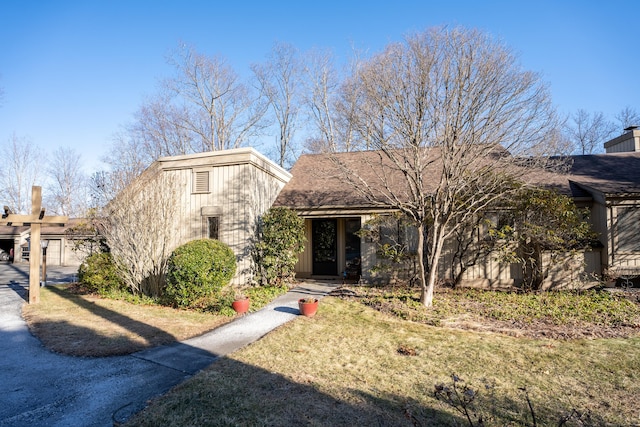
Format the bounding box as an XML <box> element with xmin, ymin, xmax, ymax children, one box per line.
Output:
<box><xmin>296</xmin><ymin>213</ymin><xmax>603</xmax><ymax>289</ymax></box>
<box><xmin>295</xmin><ymin>220</ymin><xmax>313</xmax><ymax>277</ymax></box>
<box><xmin>158</xmin><ymin>149</ymin><xmax>290</xmax><ymax>285</ymax></box>
<box><xmin>610</xmin><ymin>203</ymin><xmax>640</xmax><ymax>270</ymax></box>
<box><xmin>540</xmin><ymin>250</ymin><xmax>601</xmax><ymax>290</ymax></box>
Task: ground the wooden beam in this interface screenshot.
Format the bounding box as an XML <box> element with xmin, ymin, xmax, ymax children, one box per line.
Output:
<box><xmin>0</xmin><ymin>214</ymin><xmax>40</xmax><ymax>225</ymax></box>
<box><xmin>31</xmin><ymin>187</ymin><xmax>41</xmax><ymax>216</ymax></box>
<box><xmin>0</xmin><ymin>215</ymin><xmax>67</xmax><ymax>226</ymax></box>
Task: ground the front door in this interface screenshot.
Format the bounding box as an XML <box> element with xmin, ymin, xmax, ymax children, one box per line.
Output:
<box><xmin>312</xmin><ymin>219</ymin><xmax>337</xmax><ymax>275</ymax></box>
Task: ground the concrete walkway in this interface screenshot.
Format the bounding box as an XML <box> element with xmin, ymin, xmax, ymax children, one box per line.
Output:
<box><xmin>0</xmin><ymin>264</ymin><xmax>340</xmax><ymax>426</ymax></box>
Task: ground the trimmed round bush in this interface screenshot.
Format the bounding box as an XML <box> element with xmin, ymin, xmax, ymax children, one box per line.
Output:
<box><xmin>164</xmin><ymin>239</ymin><xmax>237</xmax><ymax>308</ymax></box>
<box><xmin>78</xmin><ymin>253</ymin><xmax>124</xmax><ymax>295</ymax></box>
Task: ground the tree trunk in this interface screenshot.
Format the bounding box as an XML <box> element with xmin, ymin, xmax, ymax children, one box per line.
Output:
<box><xmin>421</xmin><ymin>222</ymin><xmax>446</xmax><ymax>308</ymax></box>
<box><xmin>417</xmin><ymin>222</ymin><xmax>431</xmax><ymax>306</ymax></box>
<box><xmin>533</xmin><ymin>245</ymin><xmax>544</xmax><ymax>290</ymax></box>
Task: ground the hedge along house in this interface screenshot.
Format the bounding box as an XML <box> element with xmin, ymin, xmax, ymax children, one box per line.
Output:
<box><xmin>274</xmin><ymin>127</ymin><xmax>640</xmax><ymax>289</ymax></box>
<box><xmin>110</xmin><ymin>148</ymin><xmax>291</xmax><ymax>286</ymax></box>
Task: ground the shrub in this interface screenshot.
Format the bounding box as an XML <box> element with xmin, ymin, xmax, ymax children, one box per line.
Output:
<box><xmin>253</xmin><ymin>207</ymin><xmax>306</xmax><ymax>286</ymax></box>
<box><xmin>78</xmin><ymin>253</ymin><xmax>124</xmax><ymax>295</ymax></box>
<box><xmin>164</xmin><ymin>239</ymin><xmax>236</xmax><ymax>308</ymax></box>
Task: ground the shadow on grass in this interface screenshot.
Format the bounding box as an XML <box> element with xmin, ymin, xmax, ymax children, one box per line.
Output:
<box><xmin>2</xmin><ymin>282</ymin><xmax>621</xmax><ymax>426</ymax></box>
<box><xmin>129</xmin><ymin>356</ymin><xmax>612</xmax><ymax>426</ymax></box>
<box><xmin>34</xmin><ymin>285</ymin><xmax>178</xmax><ymax>356</ymax></box>
<box><xmin>126</xmin><ymin>356</ymin><xmax>462</xmax><ymax>426</ymax></box>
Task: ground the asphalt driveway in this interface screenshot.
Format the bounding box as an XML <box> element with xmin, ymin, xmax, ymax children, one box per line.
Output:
<box><xmin>0</xmin><ymin>263</ymin><xmax>193</xmax><ymax>426</ymax></box>
<box><xmin>0</xmin><ymin>263</ymin><xmax>338</xmax><ymax>426</ymax></box>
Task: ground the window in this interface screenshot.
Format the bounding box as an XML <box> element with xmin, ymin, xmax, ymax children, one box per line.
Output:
<box><xmin>480</xmin><ymin>211</ymin><xmax>514</xmax><ymax>241</ymax></box>
<box><xmin>201</xmin><ymin>207</ymin><xmax>222</xmax><ymax>240</ymax></box>
<box><xmin>193</xmin><ymin>170</ymin><xmax>210</xmax><ymax>193</ymax></box>
<box><xmin>616</xmin><ymin>207</ymin><xmax>640</xmax><ymax>252</ymax></box>
<box><xmin>206</xmin><ymin>216</ymin><xmax>219</xmax><ymax>240</ymax></box>
<box><xmin>378</xmin><ymin>216</ymin><xmax>418</xmax><ymax>253</ymax></box>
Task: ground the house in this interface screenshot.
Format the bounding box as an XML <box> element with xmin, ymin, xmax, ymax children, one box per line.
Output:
<box><xmin>1</xmin><ymin>148</ymin><xmax>291</xmax><ymax>289</ymax></box>
<box><xmin>568</xmin><ymin>126</ymin><xmax>640</xmax><ymax>279</ymax></box>
<box><xmin>274</xmin><ymin>127</ymin><xmax>640</xmax><ymax>289</ymax></box>
<box><xmin>4</xmin><ymin>129</ymin><xmax>639</xmax><ymax>290</ymax></box>
<box><xmin>113</xmin><ymin>147</ymin><xmax>291</xmax><ymax>285</ymax></box>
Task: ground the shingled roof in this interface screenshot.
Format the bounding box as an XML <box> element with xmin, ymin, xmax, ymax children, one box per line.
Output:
<box><xmin>274</xmin><ymin>149</ymin><xmax>640</xmax><ymax>210</ymax></box>
<box><xmin>565</xmin><ymin>152</ymin><xmax>640</xmax><ymax>197</ymax></box>
<box><xmin>273</xmin><ymin>151</ymin><xmax>390</xmax><ymax>209</ymax></box>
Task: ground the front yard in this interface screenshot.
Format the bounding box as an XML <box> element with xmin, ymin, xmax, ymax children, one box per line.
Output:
<box><xmin>124</xmin><ymin>286</ymin><xmax>640</xmax><ymax>426</ymax></box>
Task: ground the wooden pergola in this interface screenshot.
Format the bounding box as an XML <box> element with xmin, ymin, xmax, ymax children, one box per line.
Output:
<box><xmin>1</xmin><ymin>186</ymin><xmax>68</xmax><ymax>304</ymax></box>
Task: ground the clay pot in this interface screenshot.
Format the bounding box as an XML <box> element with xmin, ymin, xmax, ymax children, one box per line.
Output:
<box><xmin>232</xmin><ymin>297</ymin><xmax>250</xmax><ymax>314</ymax></box>
<box><xmin>298</xmin><ymin>298</ymin><xmax>319</xmax><ymax>317</ymax></box>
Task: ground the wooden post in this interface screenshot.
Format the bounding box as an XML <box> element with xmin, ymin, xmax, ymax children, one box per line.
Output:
<box><xmin>29</xmin><ymin>223</ymin><xmax>42</xmax><ymax>303</ymax></box>
<box><xmin>29</xmin><ymin>187</ymin><xmax>42</xmax><ymax>303</ymax></box>
<box><xmin>0</xmin><ymin>186</ymin><xmax>68</xmax><ymax>304</ymax></box>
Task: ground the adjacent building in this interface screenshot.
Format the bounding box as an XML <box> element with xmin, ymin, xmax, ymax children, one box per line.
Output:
<box><xmin>275</xmin><ymin>127</ymin><xmax>640</xmax><ymax>288</ymax></box>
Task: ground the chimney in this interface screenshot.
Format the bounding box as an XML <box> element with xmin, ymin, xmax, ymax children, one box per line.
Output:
<box><xmin>604</xmin><ymin>126</ymin><xmax>640</xmax><ymax>153</ymax></box>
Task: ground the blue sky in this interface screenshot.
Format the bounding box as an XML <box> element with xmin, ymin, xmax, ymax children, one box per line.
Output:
<box><xmin>0</xmin><ymin>1</ymin><xmax>638</xmax><ymax>173</ymax></box>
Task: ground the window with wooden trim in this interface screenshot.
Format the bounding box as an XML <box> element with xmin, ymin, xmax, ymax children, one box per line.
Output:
<box><xmin>205</xmin><ymin>216</ymin><xmax>220</xmax><ymax>240</ymax></box>
<box><xmin>378</xmin><ymin>215</ymin><xmax>418</xmax><ymax>253</ymax></box>
<box><xmin>616</xmin><ymin>206</ymin><xmax>640</xmax><ymax>252</ymax></box>
<box><xmin>193</xmin><ymin>170</ymin><xmax>210</xmax><ymax>193</ymax></box>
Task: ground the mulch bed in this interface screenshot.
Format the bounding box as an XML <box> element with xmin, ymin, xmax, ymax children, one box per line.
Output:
<box><xmin>332</xmin><ymin>286</ymin><xmax>640</xmax><ymax>340</ymax></box>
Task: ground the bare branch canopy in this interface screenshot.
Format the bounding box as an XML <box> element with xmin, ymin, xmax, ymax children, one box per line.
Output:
<box><xmin>329</xmin><ymin>26</ymin><xmax>562</xmax><ymax>306</ymax></box>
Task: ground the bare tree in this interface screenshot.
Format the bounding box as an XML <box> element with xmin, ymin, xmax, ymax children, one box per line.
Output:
<box><xmin>252</xmin><ymin>42</ymin><xmax>302</xmax><ymax>167</ymax></box>
<box><xmin>303</xmin><ymin>48</ymin><xmax>365</xmax><ymax>153</ymax></box>
<box><xmin>45</xmin><ymin>147</ymin><xmax>89</xmax><ymax>217</ymax></box>
<box><xmin>303</xmin><ymin>49</ymin><xmax>339</xmax><ymax>152</ymax></box>
<box><xmin>103</xmin><ymin>44</ymin><xmax>269</xmax><ymax>194</ymax></box>
<box><xmin>0</xmin><ymin>134</ymin><xmax>43</xmax><ymax>213</ymax></box>
<box><xmin>64</xmin><ymin>214</ymin><xmax>107</xmax><ymax>260</ymax></box>
<box><xmin>331</xmin><ymin>27</ymin><xmax>560</xmax><ymax>307</ymax></box>
<box><xmin>100</xmin><ymin>166</ymin><xmax>180</xmax><ymax>296</ymax></box>
<box><xmin>165</xmin><ymin>43</ymin><xmax>269</xmax><ymax>151</ymax></box>
<box><xmin>615</xmin><ymin>106</ymin><xmax>640</xmax><ymax>130</ymax></box>
<box><xmin>564</xmin><ymin>109</ymin><xmax>616</xmax><ymax>154</ymax></box>
<box><xmin>127</xmin><ymin>93</ymin><xmax>194</xmax><ymax>159</ymax></box>
<box><xmin>93</xmin><ymin>133</ymin><xmax>150</xmax><ymax>209</ymax></box>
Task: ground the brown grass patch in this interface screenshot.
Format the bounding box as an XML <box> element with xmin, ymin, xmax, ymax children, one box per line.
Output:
<box><xmin>127</xmin><ymin>297</ymin><xmax>640</xmax><ymax>426</ymax></box>
<box><xmin>22</xmin><ymin>285</ymin><xmax>231</xmax><ymax>357</ymax></box>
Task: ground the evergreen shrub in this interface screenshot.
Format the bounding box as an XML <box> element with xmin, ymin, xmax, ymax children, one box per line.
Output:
<box><xmin>164</xmin><ymin>239</ymin><xmax>236</xmax><ymax>308</ymax></box>
<box><xmin>78</xmin><ymin>252</ymin><xmax>124</xmax><ymax>295</ymax></box>
<box><xmin>253</xmin><ymin>207</ymin><xmax>306</xmax><ymax>286</ymax></box>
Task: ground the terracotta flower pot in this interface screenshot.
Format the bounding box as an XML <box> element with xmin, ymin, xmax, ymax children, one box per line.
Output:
<box><xmin>298</xmin><ymin>298</ymin><xmax>319</xmax><ymax>317</ymax></box>
<box><xmin>232</xmin><ymin>297</ymin><xmax>250</xmax><ymax>314</ymax></box>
